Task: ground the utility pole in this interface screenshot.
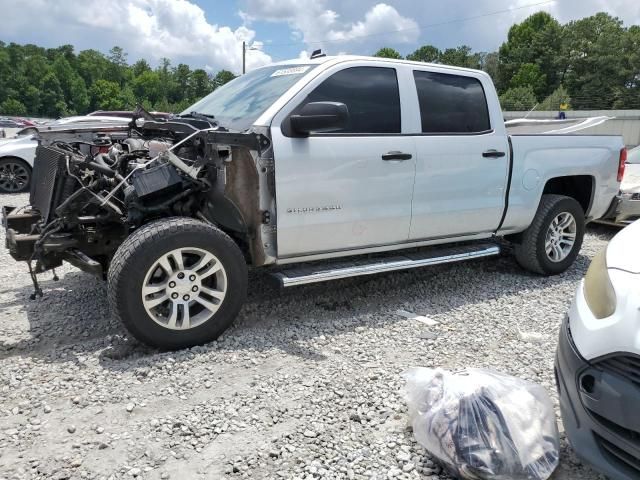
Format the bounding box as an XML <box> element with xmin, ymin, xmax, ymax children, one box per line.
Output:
<box><xmin>242</xmin><ymin>41</ymin><xmax>246</xmax><ymax>75</ymax></box>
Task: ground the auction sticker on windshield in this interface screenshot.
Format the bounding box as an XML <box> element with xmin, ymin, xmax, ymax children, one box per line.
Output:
<box><xmin>270</xmin><ymin>66</ymin><xmax>311</xmax><ymax>77</ymax></box>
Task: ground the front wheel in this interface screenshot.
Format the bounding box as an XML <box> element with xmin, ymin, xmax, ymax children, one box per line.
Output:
<box><xmin>513</xmin><ymin>194</ymin><xmax>585</xmax><ymax>275</ymax></box>
<box><xmin>0</xmin><ymin>158</ymin><xmax>31</xmax><ymax>193</ymax></box>
<box><xmin>107</xmin><ymin>217</ymin><xmax>248</xmax><ymax>350</ymax></box>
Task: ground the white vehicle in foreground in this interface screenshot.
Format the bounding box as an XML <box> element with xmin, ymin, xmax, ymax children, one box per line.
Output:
<box><xmin>2</xmin><ymin>55</ymin><xmax>627</xmax><ymax>349</ymax></box>
<box><xmin>599</xmin><ymin>145</ymin><xmax>640</xmax><ymax>226</ymax></box>
<box><xmin>556</xmin><ymin>219</ymin><xmax>640</xmax><ymax>480</ymax></box>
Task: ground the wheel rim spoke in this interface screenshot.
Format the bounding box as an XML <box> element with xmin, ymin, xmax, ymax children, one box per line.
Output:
<box><xmin>145</xmin><ymin>294</ymin><xmax>169</xmax><ymax>309</ymax></box>
<box><xmin>199</xmin><ymin>261</ymin><xmax>222</xmax><ymax>280</ymax></box>
<box><xmin>193</xmin><ymin>295</ymin><xmax>221</xmax><ymax>315</ymax></box>
<box><xmin>199</xmin><ymin>286</ymin><xmax>225</xmax><ymax>301</ymax></box>
<box><xmin>143</xmin><ymin>284</ymin><xmax>167</xmax><ymax>296</ymax></box>
<box><xmin>166</xmin><ymin>304</ymin><xmax>178</xmax><ymax>329</ymax></box>
<box><xmin>181</xmin><ymin>304</ymin><xmax>191</xmax><ymax>329</ymax></box>
<box><xmin>171</xmin><ymin>250</ymin><xmax>185</xmax><ymax>271</ymax></box>
<box><xmin>157</xmin><ymin>256</ymin><xmax>174</xmax><ymax>275</ymax></box>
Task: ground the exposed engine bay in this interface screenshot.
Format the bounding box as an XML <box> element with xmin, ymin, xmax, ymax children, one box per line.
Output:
<box><xmin>2</xmin><ymin>111</ymin><xmax>277</xmax><ymax>297</ymax></box>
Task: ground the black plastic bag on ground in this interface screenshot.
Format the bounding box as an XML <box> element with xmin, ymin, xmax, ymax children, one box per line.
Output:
<box><xmin>403</xmin><ymin>368</ymin><xmax>559</xmax><ymax>480</ymax></box>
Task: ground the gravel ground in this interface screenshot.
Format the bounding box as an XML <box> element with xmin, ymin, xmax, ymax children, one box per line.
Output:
<box><xmin>0</xmin><ymin>191</ymin><xmax>612</xmax><ymax>480</ymax></box>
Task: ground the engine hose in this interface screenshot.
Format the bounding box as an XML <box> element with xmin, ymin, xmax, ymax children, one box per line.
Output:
<box><xmin>92</xmin><ymin>154</ymin><xmax>125</xmax><ymax>182</ymax></box>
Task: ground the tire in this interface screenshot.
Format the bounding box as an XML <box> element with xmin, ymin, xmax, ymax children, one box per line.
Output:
<box><xmin>0</xmin><ymin>157</ymin><xmax>31</xmax><ymax>193</ymax></box>
<box><xmin>513</xmin><ymin>194</ymin><xmax>585</xmax><ymax>275</ymax></box>
<box><xmin>107</xmin><ymin>217</ymin><xmax>248</xmax><ymax>350</ymax></box>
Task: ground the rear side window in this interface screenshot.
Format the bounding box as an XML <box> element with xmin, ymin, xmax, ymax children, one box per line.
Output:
<box><xmin>303</xmin><ymin>67</ymin><xmax>401</xmax><ymax>134</ymax></box>
<box><xmin>413</xmin><ymin>71</ymin><xmax>490</xmax><ymax>134</ymax></box>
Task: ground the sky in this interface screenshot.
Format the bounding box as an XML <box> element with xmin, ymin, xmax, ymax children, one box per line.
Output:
<box><xmin>1</xmin><ymin>0</ymin><xmax>640</xmax><ymax>74</ymax></box>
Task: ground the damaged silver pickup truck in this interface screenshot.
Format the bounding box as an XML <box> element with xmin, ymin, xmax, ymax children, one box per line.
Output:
<box><xmin>2</xmin><ymin>56</ymin><xmax>625</xmax><ymax>349</ymax></box>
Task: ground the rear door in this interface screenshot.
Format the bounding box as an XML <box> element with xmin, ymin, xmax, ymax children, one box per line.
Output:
<box><xmin>270</xmin><ymin>63</ymin><xmax>417</xmax><ymax>257</ymax></box>
<box><xmin>408</xmin><ymin>69</ymin><xmax>510</xmax><ymax>240</ymax></box>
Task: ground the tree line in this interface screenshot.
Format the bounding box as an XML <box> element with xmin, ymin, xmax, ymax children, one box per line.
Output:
<box><xmin>375</xmin><ymin>11</ymin><xmax>640</xmax><ymax>111</ymax></box>
<box><xmin>1</xmin><ymin>11</ymin><xmax>639</xmax><ymax>117</ymax></box>
<box><xmin>0</xmin><ymin>43</ymin><xmax>236</xmax><ymax>117</ymax></box>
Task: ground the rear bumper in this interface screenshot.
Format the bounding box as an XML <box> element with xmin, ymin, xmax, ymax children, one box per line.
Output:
<box><xmin>556</xmin><ymin>316</ymin><xmax>640</xmax><ymax>479</ymax></box>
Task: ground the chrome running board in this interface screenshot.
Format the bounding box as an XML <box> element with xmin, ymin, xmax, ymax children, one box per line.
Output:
<box><xmin>272</xmin><ymin>242</ymin><xmax>500</xmax><ymax>287</ymax></box>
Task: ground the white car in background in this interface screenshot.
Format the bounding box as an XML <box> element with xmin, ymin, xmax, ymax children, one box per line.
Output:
<box><xmin>599</xmin><ymin>145</ymin><xmax>640</xmax><ymax>226</ymax></box>
<box><xmin>0</xmin><ymin>115</ymin><xmax>131</xmax><ymax>193</ymax></box>
<box><xmin>556</xmin><ymin>219</ymin><xmax>640</xmax><ymax>480</ymax></box>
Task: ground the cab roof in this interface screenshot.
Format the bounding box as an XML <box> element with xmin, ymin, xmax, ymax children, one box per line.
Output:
<box><xmin>266</xmin><ymin>54</ymin><xmax>484</xmax><ymax>75</ymax></box>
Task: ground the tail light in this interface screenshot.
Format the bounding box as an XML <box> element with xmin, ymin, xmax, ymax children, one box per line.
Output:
<box><xmin>618</xmin><ymin>147</ymin><xmax>627</xmax><ymax>182</ymax></box>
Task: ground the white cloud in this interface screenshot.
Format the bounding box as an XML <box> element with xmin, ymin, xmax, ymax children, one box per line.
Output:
<box><xmin>2</xmin><ymin>0</ymin><xmax>272</xmax><ymax>73</ymax></box>
<box><xmin>241</xmin><ymin>0</ymin><xmax>419</xmax><ymax>53</ymax></box>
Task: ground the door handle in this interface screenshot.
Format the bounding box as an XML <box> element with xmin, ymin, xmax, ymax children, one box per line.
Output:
<box><xmin>382</xmin><ymin>151</ymin><xmax>412</xmax><ymax>161</ymax></box>
<box><xmin>482</xmin><ymin>149</ymin><xmax>506</xmax><ymax>158</ymax></box>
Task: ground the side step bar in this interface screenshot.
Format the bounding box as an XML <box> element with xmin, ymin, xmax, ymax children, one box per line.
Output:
<box><xmin>272</xmin><ymin>242</ymin><xmax>500</xmax><ymax>287</ymax></box>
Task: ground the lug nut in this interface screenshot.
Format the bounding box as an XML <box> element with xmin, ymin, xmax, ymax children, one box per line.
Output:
<box><xmin>168</xmin><ymin>281</ymin><xmax>176</xmax><ymax>288</ymax></box>
<box><xmin>192</xmin><ymin>286</ymin><xmax>199</xmax><ymax>292</ymax></box>
<box><xmin>171</xmin><ymin>292</ymin><xmax>179</xmax><ymax>299</ymax></box>
<box><xmin>189</xmin><ymin>274</ymin><xmax>196</xmax><ymax>281</ymax></box>
<box><xmin>177</xmin><ymin>272</ymin><xmax>185</xmax><ymax>279</ymax></box>
<box><xmin>183</xmin><ymin>294</ymin><xmax>190</xmax><ymax>301</ymax></box>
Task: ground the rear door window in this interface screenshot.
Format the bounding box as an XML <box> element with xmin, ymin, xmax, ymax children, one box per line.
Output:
<box><xmin>413</xmin><ymin>71</ymin><xmax>491</xmax><ymax>134</ymax></box>
<box><xmin>303</xmin><ymin>67</ymin><xmax>401</xmax><ymax>134</ymax></box>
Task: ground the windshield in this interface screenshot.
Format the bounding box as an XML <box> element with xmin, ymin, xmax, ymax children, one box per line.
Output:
<box><xmin>182</xmin><ymin>64</ymin><xmax>316</xmax><ymax>131</ymax></box>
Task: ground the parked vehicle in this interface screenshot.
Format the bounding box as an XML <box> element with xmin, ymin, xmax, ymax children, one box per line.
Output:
<box><xmin>556</xmin><ymin>219</ymin><xmax>640</xmax><ymax>480</ymax></box>
<box><xmin>0</xmin><ymin>118</ymin><xmax>25</xmax><ymax>128</ymax></box>
<box><xmin>88</xmin><ymin>110</ymin><xmax>173</xmax><ymax>121</ymax></box>
<box><xmin>2</xmin><ymin>55</ymin><xmax>625</xmax><ymax>349</ymax></box>
<box><xmin>0</xmin><ymin>116</ymin><xmax>130</xmax><ymax>193</ymax></box>
<box><xmin>599</xmin><ymin>145</ymin><xmax>640</xmax><ymax>226</ymax></box>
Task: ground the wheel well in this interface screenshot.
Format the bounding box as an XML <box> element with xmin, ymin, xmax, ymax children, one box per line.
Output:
<box><xmin>0</xmin><ymin>156</ymin><xmax>31</xmax><ymax>170</ymax></box>
<box><xmin>542</xmin><ymin>175</ymin><xmax>593</xmax><ymax>214</ymax></box>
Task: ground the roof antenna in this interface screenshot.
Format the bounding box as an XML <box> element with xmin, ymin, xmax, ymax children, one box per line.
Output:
<box><xmin>310</xmin><ymin>49</ymin><xmax>326</xmax><ymax>59</ymax></box>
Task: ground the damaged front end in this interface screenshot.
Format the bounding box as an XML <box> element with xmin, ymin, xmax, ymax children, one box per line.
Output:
<box><xmin>2</xmin><ymin>115</ymin><xmax>277</xmax><ymax>298</ymax></box>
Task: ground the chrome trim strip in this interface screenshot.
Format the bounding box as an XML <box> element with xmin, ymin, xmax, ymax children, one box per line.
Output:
<box><xmin>273</xmin><ymin>244</ymin><xmax>499</xmax><ymax>287</ymax></box>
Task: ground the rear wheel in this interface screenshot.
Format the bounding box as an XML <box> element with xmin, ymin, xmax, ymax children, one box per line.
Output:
<box><xmin>108</xmin><ymin>217</ymin><xmax>247</xmax><ymax>350</ymax></box>
<box><xmin>513</xmin><ymin>194</ymin><xmax>585</xmax><ymax>275</ymax></box>
<box><xmin>0</xmin><ymin>158</ymin><xmax>31</xmax><ymax>193</ymax></box>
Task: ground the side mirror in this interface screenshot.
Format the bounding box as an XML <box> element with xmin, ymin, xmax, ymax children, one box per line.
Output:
<box><xmin>290</xmin><ymin>101</ymin><xmax>348</xmax><ymax>135</ymax></box>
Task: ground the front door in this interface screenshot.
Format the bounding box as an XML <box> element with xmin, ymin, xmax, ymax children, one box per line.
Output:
<box><xmin>271</xmin><ymin>65</ymin><xmax>416</xmax><ymax>257</ymax></box>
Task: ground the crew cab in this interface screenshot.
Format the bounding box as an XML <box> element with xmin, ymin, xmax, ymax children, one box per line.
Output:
<box><xmin>2</xmin><ymin>55</ymin><xmax>626</xmax><ymax>349</ymax></box>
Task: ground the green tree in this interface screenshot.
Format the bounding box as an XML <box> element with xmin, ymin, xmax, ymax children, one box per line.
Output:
<box><xmin>132</xmin><ymin>71</ymin><xmax>162</xmax><ymax>104</ymax></box>
<box><xmin>510</xmin><ymin>63</ymin><xmax>547</xmax><ymax>97</ymax></box>
<box><xmin>499</xmin><ymin>86</ymin><xmax>537</xmax><ymax>110</ymax></box>
<box><xmin>497</xmin><ymin>12</ymin><xmax>563</xmax><ymax>96</ymax></box>
<box><xmin>439</xmin><ymin>46</ymin><xmax>481</xmax><ymax>68</ymax></box>
<box><xmin>213</xmin><ymin>70</ymin><xmax>236</xmax><ymax>88</ymax></box>
<box><xmin>561</xmin><ymin>13</ymin><xmax>628</xmax><ymax>109</ymax></box>
<box><xmin>0</xmin><ymin>98</ymin><xmax>27</xmax><ymax>115</ymax></box>
<box><xmin>90</xmin><ymin>79</ymin><xmax>122</xmax><ymax>110</ymax></box>
<box><xmin>373</xmin><ymin>47</ymin><xmax>403</xmax><ymax>59</ymax></box>
<box><xmin>190</xmin><ymin>69</ymin><xmax>213</xmax><ymax>98</ymax></box>
<box><xmin>480</xmin><ymin>52</ymin><xmax>500</xmax><ymax>83</ymax></box>
<box><xmin>132</xmin><ymin>59</ymin><xmax>151</xmax><ymax>77</ymax></box>
<box><xmin>77</xmin><ymin>49</ymin><xmax>109</xmax><ymax>86</ymax></box>
<box><xmin>172</xmin><ymin>63</ymin><xmax>191</xmax><ymax>102</ymax></box>
<box><xmin>106</xmin><ymin>46</ymin><xmax>129</xmax><ymax>86</ymax></box>
<box><xmin>406</xmin><ymin>45</ymin><xmax>440</xmax><ymax>63</ymax></box>
<box><xmin>40</xmin><ymin>72</ymin><xmax>67</xmax><ymax>117</ymax></box>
